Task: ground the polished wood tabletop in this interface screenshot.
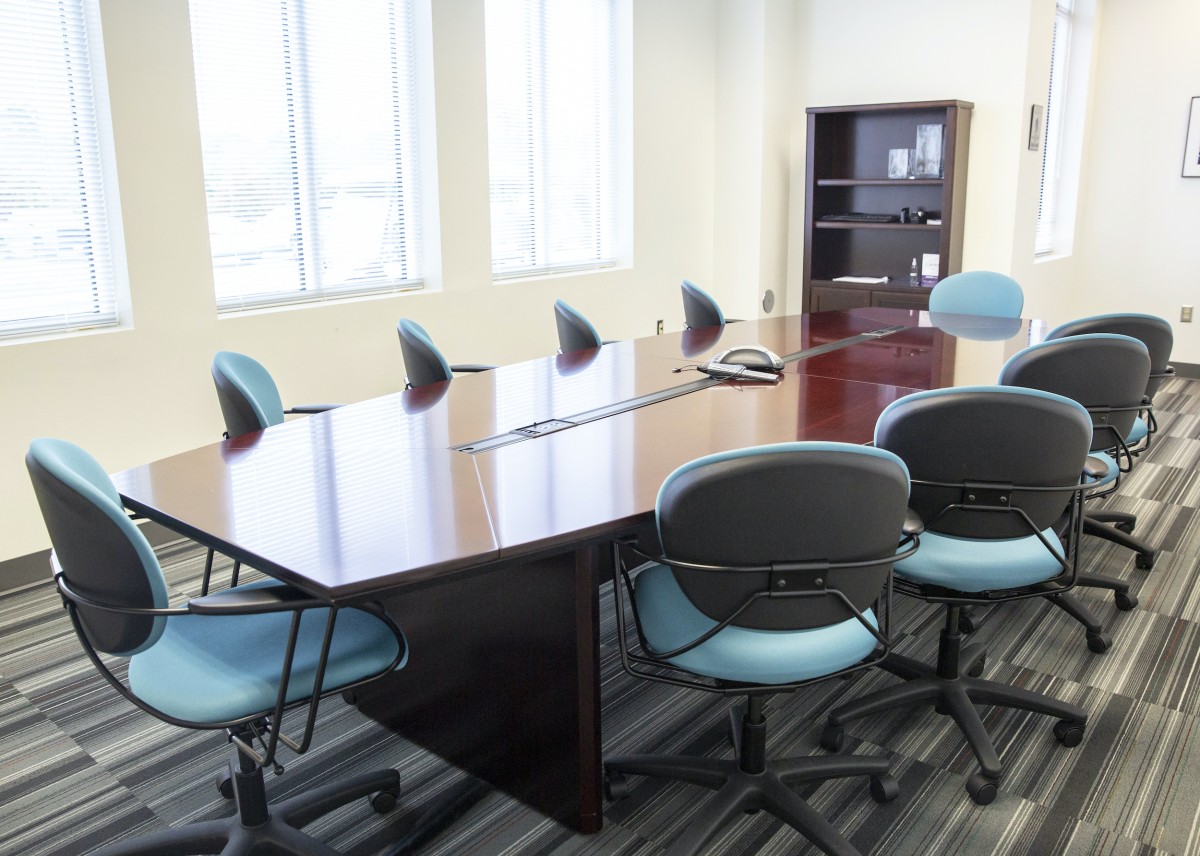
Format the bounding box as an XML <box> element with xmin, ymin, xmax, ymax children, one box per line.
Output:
<box><xmin>111</xmin><ymin>307</ymin><xmax>1042</xmax><ymax>602</ymax></box>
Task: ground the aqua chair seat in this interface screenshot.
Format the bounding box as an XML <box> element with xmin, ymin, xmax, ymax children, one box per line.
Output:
<box><xmin>129</xmin><ymin>580</ymin><xmax>404</xmax><ymax>722</ymax></box>
<box><xmin>634</xmin><ymin>563</ymin><xmax>879</xmax><ymax>684</ymax></box>
<box><xmin>1127</xmin><ymin>417</ymin><xmax>1149</xmax><ymax>445</ymax></box>
<box><xmin>895</xmin><ymin>528</ymin><xmax>1064</xmax><ymax>592</ymax></box>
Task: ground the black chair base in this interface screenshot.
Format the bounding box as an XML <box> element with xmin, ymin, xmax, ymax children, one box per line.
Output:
<box><xmin>825</xmin><ymin>606</ymin><xmax>1086</xmax><ymax>805</ymax></box>
<box><xmin>605</xmin><ymin>699</ymin><xmax>897</xmax><ymax>856</ymax></box>
<box><xmin>959</xmin><ymin>581</ymin><xmax>1136</xmax><ymax>654</ymax></box>
<box><xmin>94</xmin><ymin>754</ymin><xmax>399</xmax><ymax>856</ymax></box>
<box><xmin>1085</xmin><ymin>513</ymin><xmax>1159</xmax><ymax>570</ymax></box>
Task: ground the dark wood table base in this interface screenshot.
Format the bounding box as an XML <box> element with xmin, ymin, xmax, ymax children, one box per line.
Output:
<box><xmin>355</xmin><ymin>545</ymin><xmax>604</xmax><ymax>833</ymax></box>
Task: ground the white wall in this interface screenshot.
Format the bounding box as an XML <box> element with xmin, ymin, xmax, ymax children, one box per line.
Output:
<box><xmin>0</xmin><ymin>0</ymin><xmax>720</xmax><ymax>561</ymax></box>
<box><xmin>712</xmin><ymin>0</ymin><xmax>796</xmax><ymax>320</ymax></box>
<box><xmin>1073</xmin><ymin>0</ymin><xmax>1200</xmax><ymax>362</ymax></box>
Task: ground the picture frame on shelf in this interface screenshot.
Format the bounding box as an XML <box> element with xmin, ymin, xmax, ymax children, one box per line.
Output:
<box><xmin>1028</xmin><ymin>105</ymin><xmax>1044</xmax><ymax>151</ymax></box>
<box><xmin>920</xmin><ymin>253</ymin><xmax>940</xmax><ymax>285</ymax></box>
<box><xmin>1183</xmin><ymin>96</ymin><xmax>1200</xmax><ymax>178</ymax></box>
<box><xmin>888</xmin><ymin>148</ymin><xmax>912</xmax><ymax>179</ymax></box>
<box><xmin>914</xmin><ymin>124</ymin><xmax>944</xmax><ymax>178</ymax></box>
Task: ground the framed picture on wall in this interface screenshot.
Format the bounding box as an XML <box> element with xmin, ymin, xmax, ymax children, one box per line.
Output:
<box><xmin>1184</xmin><ymin>96</ymin><xmax>1200</xmax><ymax>177</ymax></box>
<box><xmin>1028</xmin><ymin>105</ymin><xmax>1044</xmax><ymax>151</ymax></box>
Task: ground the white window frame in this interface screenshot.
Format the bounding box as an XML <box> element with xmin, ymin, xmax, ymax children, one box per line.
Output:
<box><xmin>1036</xmin><ymin>0</ymin><xmax>1093</xmax><ymax>260</ymax></box>
<box><xmin>0</xmin><ymin>0</ymin><xmax>127</xmax><ymax>343</ymax></box>
<box><xmin>190</xmin><ymin>0</ymin><xmax>426</xmax><ymax>314</ymax></box>
<box><xmin>484</xmin><ymin>0</ymin><xmax>622</xmax><ymax>281</ymax></box>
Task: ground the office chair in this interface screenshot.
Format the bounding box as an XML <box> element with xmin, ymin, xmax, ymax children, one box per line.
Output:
<box><xmin>997</xmin><ymin>333</ymin><xmax>1152</xmax><ymax>647</ymax></box>
<box><xmin>26</xmin><ymin>438</ymin><xmax>407</xmax><ymax>856</ymax></box>
<box><xmin>606</xmin><ymin>441</ymin><xmax>918</xmax><ymax>856</ymax></box>
<box><xmin>553</xmin><ymin>299</ymin><xmax>606</xmax><ymax>353</ymax></box>
<box><xmin>678</xmin><ymin>279</ymin><xmax>725</xmax><ymax>330</ymax></box>
<box><xmin>1046</xmin><ymin>309</ymin><xmax>1176</xmax><ymax>451</ymax></box>
<box><xmin>823</xmin><ymin>387</ymin><xmax>1094</xmax><ymax>805</ymax></box>
<box><xmin>927</xmin><ymin>270</ymin><xmax>1024</xmax><ymax>317</ymax></box>
<box><xmin>1045</xmin><ymin>314</ymin><xmax>1174</xmax><ymax>555</ymax></box>
<box><xmin>396</xmin><ymin>318</ymin><xmax>495</xmax><ymax>389</ymax></box>
<box><xmin>210</xmin><ymin>351</ymin><xmax>343</xmax><ymax>594</ymax></box>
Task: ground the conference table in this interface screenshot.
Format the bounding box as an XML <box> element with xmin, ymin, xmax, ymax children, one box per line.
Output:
<box><xmin>110</xmin><ymin>307</ymin><xmax>1045</xmax><ymax>834</ymax></box>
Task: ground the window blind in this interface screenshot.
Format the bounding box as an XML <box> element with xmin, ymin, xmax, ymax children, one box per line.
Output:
<box><xmin>190</xmin><ymin>0</ymin><xmax>423</xmax><ymax>312</ymax></box>
<box><xmin>485</xmin><ymin>0</ymin><xmax>617</xmax><ymax>279</ymax></box>
<box><xmin>1036</xmin><ymin>0</ymin><xmax>1073</xmax><ymax>256</ymax></box>
<box><xmin>0</xmin><ymin>0</ymin><xmax>120</xmax><ymax>340</ymax></box>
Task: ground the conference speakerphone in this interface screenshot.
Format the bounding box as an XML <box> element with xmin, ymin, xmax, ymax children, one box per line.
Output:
<box><xmin>699</xmin><ymin>362</ymin><xmax>783</xmax><ymax>383</ymax></box>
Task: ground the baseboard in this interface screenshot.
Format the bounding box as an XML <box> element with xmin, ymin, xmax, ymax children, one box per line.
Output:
<box><xmin>0</xmin><ymin>521</ymin><xmax>181</xmax><ymax>597</ymax></box>
<box><xmin>1173</xmin><ymin>362</ymin><xmax>1200</xmax><ymax>380</ymax></box>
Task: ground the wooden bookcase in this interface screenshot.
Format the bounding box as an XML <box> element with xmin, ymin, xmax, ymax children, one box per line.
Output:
<box><xmin>802</xmin><ymin>100</ymin><xmax>973</xmax><ymax>312</ymax></box>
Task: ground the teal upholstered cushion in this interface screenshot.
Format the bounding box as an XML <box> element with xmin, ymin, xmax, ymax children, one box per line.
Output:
<box><xmin>1126</xmin><ymin>417</ymin><xmax>1149</xmax><ymax>446</ymax></box>
<box><xmin>633</xmin><ymin>563</ymin><xmax>879</xmax><ymax>684</ymax></box>
<box><xmin>895</xmin><ymin>527</ymin><xmax>1065</xmax><ymax>592</ymax></box>
<box><xmin>128</xmin><ymin>581</ymin><xmax>405</xmax><ymax>722</ymax></box>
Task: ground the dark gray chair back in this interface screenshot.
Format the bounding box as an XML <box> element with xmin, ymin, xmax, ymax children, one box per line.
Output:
<box><xmin>554</xmin><ymin>299</ymin><xmax>603</xmax><ymax>353</ymax></box>
<box><xmin>875</xmin><ymin>386</ymin><xmax>1093</xmax><ymax>540</ymax></box>
<box><xmin>656</xmin><ymin>442</ymin><xmax>909</xmax><ymax>631</ymax></box>
<box><xmin>211</xmin><ymin>351</ymin><xmax>286</xmax><ymax>437</ymax></box>
<box><xmin>1046</xmin><ymin>314</ymin><xmax>1173</xmax><ymax>401</ymax></box>
<box><xmin>397</xmin><ymin>318</ymin><xmax>454</xmax><ymax>388</ymax></box>
<box><xmin>999</xmin><ymin>333</ymin><xmax>1150</xmax><ymax>453</ymax></box>
<box><xmin>26</xmin><ymin>438</ymin><xmax>169</xmax><ymax>656</ymax></box>
<box><xmin>681</xmin><ymin>280</ymin><xmax>725</xmax><ymax>329</ymax></box>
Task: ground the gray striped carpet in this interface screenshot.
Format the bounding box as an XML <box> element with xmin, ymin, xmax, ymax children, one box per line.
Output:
<box><xmin>3</xmin><ymin>377</ymin><xmax>1199</xmax><ymax>856</ymax></box>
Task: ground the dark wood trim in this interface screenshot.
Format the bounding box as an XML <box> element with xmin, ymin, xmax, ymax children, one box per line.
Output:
<box><xmin>806</xmin><ymin>99</ymin><xmax>975</xmax><ymax>114</ymax></box>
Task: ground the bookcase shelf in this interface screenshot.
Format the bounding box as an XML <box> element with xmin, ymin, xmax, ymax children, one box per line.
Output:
<box><xmin>816</xmin><ymin>178</ymin><xmax>944</xmax><ymax>187</ymax></box>
<box><xmin>815</xmin><ymin>222</ymin><xmax>941</xmax><ymax>231</ymax></box>
<box><xmin>802</xmin><ymin>100</ymin><xmax>973</xmax><ymax>312</ymax></box>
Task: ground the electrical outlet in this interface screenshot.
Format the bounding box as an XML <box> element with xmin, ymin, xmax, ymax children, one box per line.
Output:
<box><xmin>656</xmin><ymin>319</ymin><xmax>664</xmax><ymax>335</ymax></box>
<box><xmin>1182</xmin><ymin>306</ymin><xmax>1194</xmax><ymax>323</ymax></box>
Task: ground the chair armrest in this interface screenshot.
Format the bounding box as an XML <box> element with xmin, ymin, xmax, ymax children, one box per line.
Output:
<box><xmin>449</xmin><ymin>364</ymin><xmax>497</xmax><ymax>374</ymax></box>
<box><xmin>285</xmin><ymin>404</ymin><xmax>343</xmax><ymax>414</ymax></box>
<box><xmin>902</xmin><ymin>508</ymin><xmax>925</xmax><ymax>537</ymax></box>
<box><xmin>1083</xmin><ymin>456</ymin><xmax>1109</xmax><ymax>480</ymax></box>
<box><xmin>189</xmin><ymin>582</ymin><xmax>328</xmax><ymax>615</ymax></box>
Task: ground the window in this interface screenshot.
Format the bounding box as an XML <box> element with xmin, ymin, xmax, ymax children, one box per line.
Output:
<box><xmin>190</xmin><ymin>0</ymin><xmax>423</xmax><ymax>312</ymax></box>
<box><xmin>1036</xmin><ymin>0</ymin><xmax>1073</xmax><ymax>256</ymax></box>
<box><xmin>0</xmin><ymin>0</ymin><xmax>122</xmax><ymax>340</ymax></box>
<box><xmin>485</xmin><ymin>0</ymin><xmax>617</xmax><ymax>279</ymax></box>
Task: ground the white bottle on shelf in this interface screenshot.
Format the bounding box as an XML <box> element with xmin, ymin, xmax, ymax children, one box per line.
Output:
<box><xmin>909</xmin><ymin>258</ymin><xmax>919</xmax><ymax>286</ymax></box>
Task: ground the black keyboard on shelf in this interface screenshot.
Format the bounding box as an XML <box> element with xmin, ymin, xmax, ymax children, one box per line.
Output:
<box><xmin>819</xmin><ymin>213</ymin><xmax>901</xmax><ymax>223</ymax></box>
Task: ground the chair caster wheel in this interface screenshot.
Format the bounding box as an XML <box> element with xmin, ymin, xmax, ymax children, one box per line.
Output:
<box><xmin>1054</xmin><ymin>720</ymin><xmax>1085</xmax><ymax>747</ymax></box>
<box><xmin>1086</xmin><ymin>632</ymin><xmax>1111</xmax><ymax>654</ymax></box>
<box><xmin>967</xmin><ymin>654</ymin><xmax>986</xmax><ymax>678</ymax></box>
<box><xmin>1136</xmin><ymin>551</ymin><xmax>1158</xmax><ymax>570</ymax></box>
<box><xmin>1115</xmin><ymin>521</ymin><xmax>1135</xmax><ymax>534</ymax></box>
<box><xmin>604</xmin><ymin>771</ymin><xmax>631</xmax><ymax>802</ymax></box>
<box><xmin>369</xmin><ymin>787</ymin><xmax>400</xmax><ymax>814</ymax></box>
<box><xmin>1114</xmin><ymin>591</ymin><xmax>1138</xmax><ymax>611</ymax></box>
<box><xmin>958</xmin><ymin>613</ymin><xmax>979</xmax><ymax>635</ymax></box>
<box><xmin>820</xmin><ymin>723</ymin><xmax>844</xmax><ymax>752</ymax></box>
<box><xmin>870</xmin><ymin>774</ymin><xmax>900</xmax><ymax>803</ymax></box>
<box><xmin>965</xmin><ymin>772</ymin><xmax>998</xmax><ymax>806</ymax></box>
<box><xmin>341</xmin><ymin>689</ymin><xmax>358</xmax><ymax>705</ymax></box>
<box><xmin>215</xmin><ymin>773</ymin><xmax>234</xmax><ymax>800</ymax></box>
